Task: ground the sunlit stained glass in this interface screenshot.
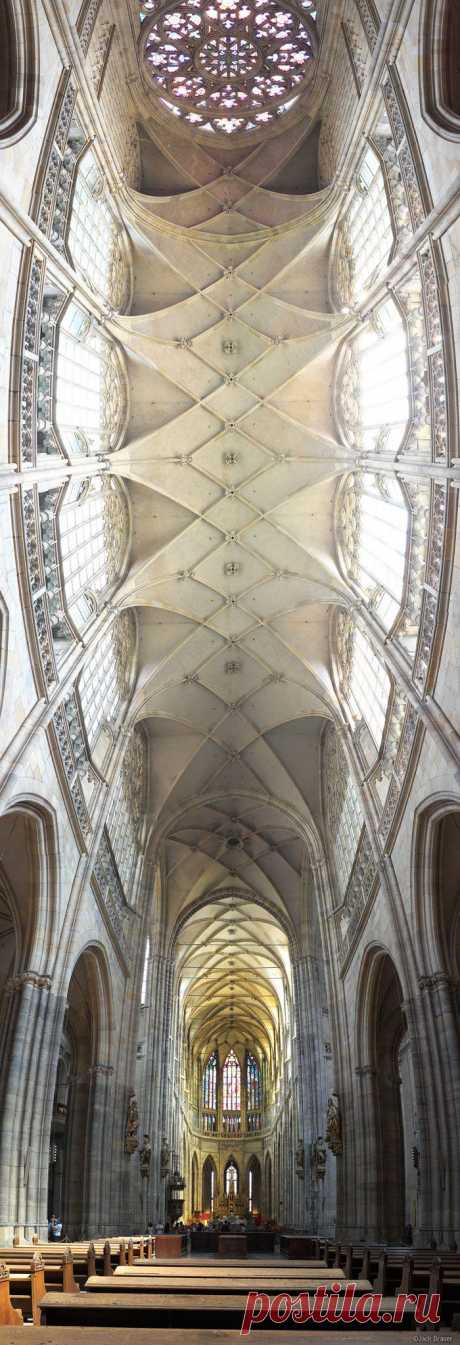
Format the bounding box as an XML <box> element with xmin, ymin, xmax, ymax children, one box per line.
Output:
<box><xmin>140</xmin><ymin>0</ymin><xmax>316</xmax><ymax>134</ymax></box>
<box><xmin>203</xmin><ymin>1050</ymin><xmax>217</xmax><ymax>1110</ymax></box>
<box><xmin>223</xmin><ymin>1048</ymin><xmax>241</xmax><ymax>1109</ymax></box>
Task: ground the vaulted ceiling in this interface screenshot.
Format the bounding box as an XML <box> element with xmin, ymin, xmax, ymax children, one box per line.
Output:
<box><xmin>110</xmin><ymin>0</ymin><xmax>353</xmax><ymax>943</ymax></box>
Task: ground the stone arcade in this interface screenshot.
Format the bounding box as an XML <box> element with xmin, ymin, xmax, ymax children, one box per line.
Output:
<box><xmin>0</xmin><ymin>0</ymin><xmax>459</xmax><ymax>1310</ymax></box>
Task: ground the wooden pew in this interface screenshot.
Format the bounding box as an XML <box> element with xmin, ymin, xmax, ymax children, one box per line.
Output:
<box><xmin>0</xmin><ymin>1248</ymin><xmax>80</xmax><ymax>1294</ymax></box>
<box><xmin>0</xmin><ymin>1267</ymin><xmax>23</xmax><ymax>1326</ymax></box>
<box><xmin>85</xmin><ymin>1273</ymin><xmax>374</xmax><ymax>1296</ymax></box>
<box><xmin>7</xmin><ymin>1256</ymin><xmax>45</xmax><ymax>1324</ymax></box>
<box><xmin>38</xmin><ymin>1288</ymin><xmax>418</xmax><ymax>1329</ymax></box>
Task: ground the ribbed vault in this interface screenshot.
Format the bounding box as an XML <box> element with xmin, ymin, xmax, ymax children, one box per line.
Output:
<box><xmin>176</xmin><ymin>893</ymin><xmax>291</xmax><ymax>1065</ymax></box>
<box><xmin>108</xmin><ymin>25</ymin><xmax>355</xmax><ymax>955</ymax></box>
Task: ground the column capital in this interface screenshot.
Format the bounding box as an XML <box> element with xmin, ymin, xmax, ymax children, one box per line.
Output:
<box><xmin>418</xmin><ymin>972</ymin><xmax>459</xmax><ymax>993</ymax></box>
<box><xmin>5</xmin><ymin>971</ymin><xmax>52</xmax><ymax>993</ymax></box>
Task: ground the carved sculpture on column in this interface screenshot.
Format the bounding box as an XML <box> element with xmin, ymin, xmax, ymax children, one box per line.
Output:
<box><xmin>160</xmin><ymin>1135</ymin><xmax>170</xmax><ymax>1177</ymax></box>
<box><xmin>125</xmin><ymin>1090</ymin><xmax>139</xmax><ymax>1155</ymax></box>
<box><xmin>139</xmin><ymin>1133</ymin><xmax>151</xmax><ymax>1178</ymax></box>
<box><xmin>295</xmin><ymin>1138</ymin><xmax>305</xmax><ymax>1177</ymax></box>
<box><xmin>311</xmin><ymin>1136</ymin><xmax>327</xmax><ymax>1179</ymax></box>
<box><xmin>325</xmin><ymin>1093</ymin><xmax>343</xmax><ymax>1155</ymax></box>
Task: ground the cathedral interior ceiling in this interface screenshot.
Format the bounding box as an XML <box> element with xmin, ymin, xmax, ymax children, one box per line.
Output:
<box><xmin>103</xmin><ymin>0</ymin><xmax>355</xmax><ymax>942</ymax></box>
<box><xmin>176</xmin><ymin>895</ymin><xmax>291</xmax><ymax>1057</ymax></box>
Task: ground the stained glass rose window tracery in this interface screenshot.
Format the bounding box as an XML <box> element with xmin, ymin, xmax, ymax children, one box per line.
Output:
<box><xmin>140</xmin><ymin>0</ymin><xmax>317</xmax><ymax>135</ymax></box>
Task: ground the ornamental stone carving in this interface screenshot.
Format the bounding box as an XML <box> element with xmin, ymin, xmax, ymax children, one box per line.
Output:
<box><xmin>160</xmin><ymin>1135</ymin><xmax>170</xmax><ymax>1176</ymax></box>
<box><xmin>139</xmin><ymin>1134</ymin><xmax>152</xmax><ymax>1179</ymax></box>
<box><xmin>311</xmin><ymin>1136</ymin><xmax>327</xmax><ymax>1179</ymax></box>
<box><xmin>325</xmin><ymin>1094</ymin><xmax>343</xmax><ymax>1156</ymax></box>
<box><xmin>295</xmin><ymin>1138</ymin><xmax>305</xmax><ymax>1177</ymax></box>
<box><xmin>125</xmin><ymin>1090</ymin><xmax>139</xmax><ymax>1154</ymax></box>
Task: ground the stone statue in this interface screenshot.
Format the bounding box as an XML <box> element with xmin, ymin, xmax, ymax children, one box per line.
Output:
<box><xmin>125</xmin><ymin>1090</ymin><xmax>139</xmax><ymax>1155</ymax></box>
<box><xmin>311</xmin><ymin>1136</ymin><xmax>327</xmax><ymax>1179</ymax></box>
<box><xmin>325</xmin><ymin>1093</ymin><xmax>343</xmax><ymax>1156</ymax></box>
<box><xmin>160</xmin><ymin>1135</ymin><xmax>170</xmax><ymax>1176</ymax></box>
<box><xmin>295</xmin><ymin>1138</ymin><xmax>305</xmax><ymax>1177</ymax></box>
<box><xmin>139</xmin><ymin>1133</ymin><xmax>151</xmax><ymax>1179</ymax></box>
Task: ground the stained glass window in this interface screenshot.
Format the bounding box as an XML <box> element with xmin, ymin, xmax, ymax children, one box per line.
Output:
<box><xmin>222</xmin><ymin>1048</ymin><xmax>241</xmax><ymax>1110</ymax></box>
<box><xmin>225</xmin><ymin>1159</ymin><xmax>239</xmax><ymax>1195</ymax></box>
<box><xmin>58</xmin><ymin>476</ymin><xmax>128</xmax><ymax>632</ymax></box>
<box><xmin>78</xmin><ymin>613</ymin><xmax>135</xmax><ymax>748</ymax></box>
<box><xmin>340</xmin><ymin>473</ymin><xmax>409</xmax><ymax>634</ymax></box>
<box><xmin>68</xmin><ymin>149</ymin><xmax>128</xmax><ymax>308</ymax></box>
<box><xmin>140</xmin><ymin>0</ymin><xmax>316</xmax><ymax>136</ymax></box>
<box><xmin>340</xmin><ymin>146</ymin><xmax>394</xmax><ymax>302</ymax></box>
<box><xmin>349</xmin><ymin>627</ymin><xmax>391</xmax><ymax>750</ymax></box>
<box><xmin>55</xmin><ymin>301</ymin><xmax>124</xmax><ymax>459</ymax></box>
<box><xmin>203</xmin><ymin>1051</ymin><xmax>217</xmax><ymax>1110</ymax></box>
<box><xmin>246</xmin><ymin>1052</ymin><xmax>261</xmax><ymax>1109</ymax></box>
<box><xmin>323</xmin><ymin>726</ymin><xmax>365</xmax><ymax>898</ymax></box>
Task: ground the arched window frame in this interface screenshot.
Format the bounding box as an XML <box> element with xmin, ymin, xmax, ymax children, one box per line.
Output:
<box><xmin>421</xmin><ymin>0</ymin><xmax>460</xmax><ymax>139</ymax></box>
<box><xmin>106</xmin><ymin>726</ymin><xmax>147</xmax><ymax>895</ymax></box>
<box><xmin>334</xmin><ymin>610</ymin><xmax>393</xmax><ymax>765</ymax></box>
<box><xmin>53</xmin><ymin>295</ymin><xmax>127</xmax><ymax>461</ymax></box>
<box><xmin>335</xmin><ymin>471</ymin><xmax>430</xmax><ymax>658</ymax></box>
<box><xmin>337</xmin><ymin>293</ymin><xmax>412</xmax><ymax>459</ymax></box>
<box><xmin>222</xmin><ymin>1048</ymin><xmax>241</xmax><ymax>1112</ymax></box>
<box><xmin>0</xmin><ymin>0</ymin><xmax>38</xmax><ymax>145</ymax></box>
<box><xmin>77</xmin><ymin>610</ymin><xmax>137</xmax><ymax>754</ymax></box>
<box><xmin>322</xmin><ymin>722</ymin><xmax>365</xmax><ymax>900</ymax></box>
<box><xmin>333</xmin><ymin>138</ymin><xmax>397</xmax><ymax>309</ymax></box>
<box><xmin>202</xmin><ymin>1050</ymin><xmax>218</xmax><ymax>1123</ymax></box>
<box><xmin>66</xmin><ymin>145</ymin><xmax>131</xmax><ymax>309</ymax></box>
<box><xmin>51</xmin><ymin>474</ymin><xmax>130</xmax><ymax>635</ymax></box>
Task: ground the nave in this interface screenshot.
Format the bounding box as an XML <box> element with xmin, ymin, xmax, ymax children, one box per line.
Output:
<box><xmin>0</xmin><ymin>0</ymin><xmax>460</xmax><ymax>1335</ymax></box>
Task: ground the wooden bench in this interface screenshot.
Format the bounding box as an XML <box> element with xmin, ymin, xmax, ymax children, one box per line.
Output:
<box><xmin>39</xmin><ymin>1289</ymin><xmax>417</xmax><ymax>1330</ymax></box>
<box><xmin>0</xmin><ymin>1328</ymin><xmax>431</xmax><ymax>1344</ymax></box>
<box><xmin>4</xmin><ymin>1258</ymin><xmax>45</xmax><ymax>1325</ymax></box>
<box><xmin>113</xmin><ymin>1261</ymin><xmax>328</xmax><ymax>1278</ymax></box>
<box><xmin>0</xmin><ymin>1249</ymin><xmax>79</xmax><ymax>1295</ymax></box>
<box><xmin>0</xmin><ymin>1268</ymin><xmax>23</xmax><ymax>1326</ymax></box>
<box><xmin>85</xmin><ymin>1274</ymin><xmax>374</xmax><ymax>1296</ymax></box>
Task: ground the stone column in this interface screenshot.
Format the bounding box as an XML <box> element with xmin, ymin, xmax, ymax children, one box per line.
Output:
<box><xmin>404</xmin><ymin>974</ymin><xmax>460</xmax><ymax>1246</ymax></box>
<box><xmin>84</xmin><ymin>1064</ymin><xmax>114</xmax><ymax>1235</ymax></box>
<box><xmin>354</xmin><ymin>1065</ymin><xmax>381</xmax><ymax>1240</ymax></box>
<box><xmin>0</xmin><ymin>972</ymin><xmax>63</xmax><ymax>1241</ymax></box>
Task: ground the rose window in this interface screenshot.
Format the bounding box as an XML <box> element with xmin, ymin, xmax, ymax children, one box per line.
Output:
<box><xmin>140</xmin><ymin>0</ymin><xmax>317</xmax><ymax>135</ymax></box>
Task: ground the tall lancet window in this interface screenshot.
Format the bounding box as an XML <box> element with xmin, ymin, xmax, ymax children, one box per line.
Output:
<box><xmin>340</xmin><ymin>474</ymin><xmax>410</xmax><ymax>633</ymax></box>
<box><xmin>57</xmin><ymin>476</ymin><xmax>128</xmax><ymax>632</ymax></box>
<box><xmin>349</xmin><ymin>626</ymin><xmax>391</xmax><ymax>750</ymax></box>
<box><xmin>67</xmin><ymin>149</ymin><xmax>129</xmax><ymax>309</ymax></box>
<box><xmin>337</xmin><ymin>144</ymin><xmax>394</xmax><ymax>303</ymax></box>
<box><xmin>247</xmin><ymin>1052</ymin><xmax>261</xmax><ymax>1109</ymax></box>
<box><xmin>223</xmin><ymin>1049</ymin><xmax>241</xmax><ymax>1111</ymax></box>
<box><xmin>203</xmin><ymin>1051</ymin><xmax>217</xmax><ymax>1112</ymax></box>
<box><xmin>78</xmin><ymin>612</ymin><xmax>136</xmax><ymax>749</ymax></box>
<box><xmin>55</xmin><ymin>301</ymin><xmax>124</xmax><ymax>459</ymax></box>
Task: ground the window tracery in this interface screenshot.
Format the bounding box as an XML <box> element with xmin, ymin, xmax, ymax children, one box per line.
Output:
<box><xmin>323</xmin><ymin>724</ymin><xmax>365</xmax><ymax>899</ymax></box>
<box><xmin>336</xmin><ymin>612</ymin><xmax>391</xmax><ymax>752</ymax></box>
<box><xmin>340</xmin><ymin>297</ymin><xmax>410</xmax><ymax>457</ymax></box>
<box><xmin>67</xmin><ymin>149</ymin><xmax>129</xmax><ymax>308</ymax></box>
<box><xmin>339</xmin><ymin>473</ymin><xmax>409</xmax><ymax>633</ymax></box>
<box><xmin>78</xmin><ymin>611</ymin><xmax>136</xmax><ymax>748</ymax></box>
<box><xmin>106</xmin><ymin>728</ymin><xmax>147</xmax><ymax>893</ymax></box>
<box><xmin>140</xmin><ymin>0</ymin><xmax>316</xmax><ymax>135</ymax></box>
<box><xmin>222</xmin><ymin>1048</ymin><xmax>241</xmax><ymax>1110</ymax></box>
<box><xmin>203</xmin><ymin>1050</ymin><xmax>217</xmax><ymax>1113</ymax></box>
<box><xmin>336</xmin><ymin>145</ymin><xmax>394</xmax><ymax>306</ymax></box>
<box><xmin>55</xmin><ymin>301</ymin><xmax>124</xmax><ymax>459</ymax></box>
<box><xmin>56</xmin><ymin>475</ymin><xmax>129</xmax><ymax>632</ymax></box>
